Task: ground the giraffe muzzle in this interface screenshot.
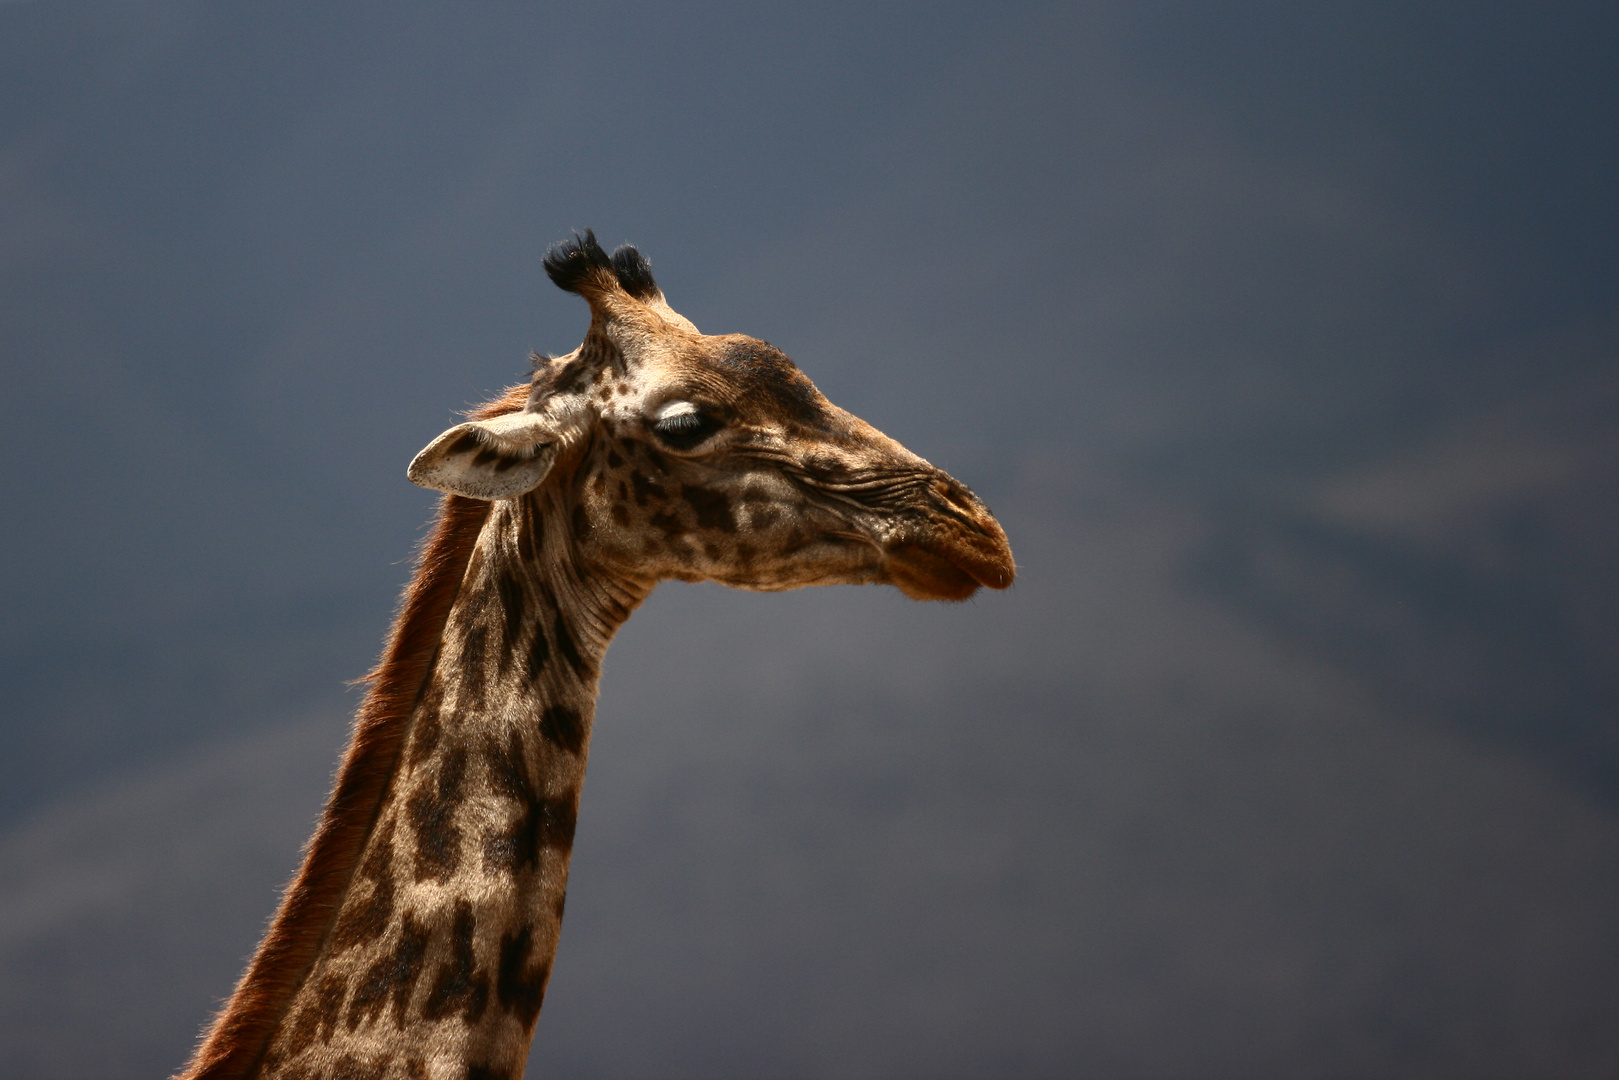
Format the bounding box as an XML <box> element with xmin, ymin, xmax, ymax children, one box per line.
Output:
<box><xmin>878</xmin><ymin>475</ymin><xmax>1015</xmax><ymax>601</ymax></box>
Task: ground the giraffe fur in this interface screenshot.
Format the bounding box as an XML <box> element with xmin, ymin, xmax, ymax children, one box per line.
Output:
<box><xmin>177</xmin><ymin>231</ymin><xmax>1014</xmax><ymax>1080</ymax></box>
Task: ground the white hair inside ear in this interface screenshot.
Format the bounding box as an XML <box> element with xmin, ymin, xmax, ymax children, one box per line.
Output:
<box><xmin>407</xmin><ymin>410</ymin><xmax>560</xmax><ymax>500</ymax></box>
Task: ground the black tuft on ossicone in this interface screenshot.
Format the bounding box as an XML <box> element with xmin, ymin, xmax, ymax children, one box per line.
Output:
<box><xmin>543</xmin><ymin>229</ymin><xmax>660</xmax><ymax>300</ymax></box>
<box><xmin>543</xmin><ymin>230</ymin><xmax>613</xmax><ymax>295</ymax></box>
<box><xmin>610</xmin><ymin>244</ymin><xmax>660</xmax><ymax>299</ymax></box>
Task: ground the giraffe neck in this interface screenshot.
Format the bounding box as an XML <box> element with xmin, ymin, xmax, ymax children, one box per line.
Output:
<box><xmin>260</xmin><ymin>494</ymin><xmax>650</xmax><ymax>1080</ymax></box>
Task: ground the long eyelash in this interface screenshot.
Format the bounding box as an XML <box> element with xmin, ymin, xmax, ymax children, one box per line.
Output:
<box><xmin>658</xmin><ymin>412</ymin><xmax>703</xmax><ymax>432</ymax></box>
<box><xmin>652</xmin><ymin>410</ymin><xmax>721</xmax><ymax>449</ymax></box>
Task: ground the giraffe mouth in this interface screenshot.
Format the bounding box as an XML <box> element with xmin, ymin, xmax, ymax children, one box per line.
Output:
<box><xmin>880</xmin><ymin>519</ymin><xmax>1016</xmax><ymax>602</ymax></box>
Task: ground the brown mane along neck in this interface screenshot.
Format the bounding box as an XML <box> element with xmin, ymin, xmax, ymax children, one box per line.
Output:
<box><xmin>178</xmin><ymin>387</ymin><xmax>528</xmax><ymax>1080</ymax></box>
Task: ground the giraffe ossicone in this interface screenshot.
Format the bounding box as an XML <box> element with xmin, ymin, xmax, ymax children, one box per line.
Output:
<box><xmin>178</xmin><ymin>231</ymin><xmax>1014</xmax><ymax>1080</ymax></box>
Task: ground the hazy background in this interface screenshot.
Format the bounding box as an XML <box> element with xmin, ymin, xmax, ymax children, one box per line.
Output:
<box><xmin>2</xmin><ymin>3</ymin><xmax>1616</xmax><ymax>1077</ymax></box>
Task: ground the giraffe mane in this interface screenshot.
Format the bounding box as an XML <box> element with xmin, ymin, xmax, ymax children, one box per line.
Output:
<box><xmin>176</xmin><ymin>384</ymin><xmax>532</xmax><ymax>1080</ymax></box>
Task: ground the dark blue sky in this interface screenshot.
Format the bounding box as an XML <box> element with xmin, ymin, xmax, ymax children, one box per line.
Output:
<box><xmin>1</xmin><ymin>4</ymin><xmax>1616</xmax><ymax>1077</ymax></box>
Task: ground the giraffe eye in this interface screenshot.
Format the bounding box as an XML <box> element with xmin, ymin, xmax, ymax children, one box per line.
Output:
<box><xmin>651</xmin><ymin>406</ymin><xmax>723</xmax><ymax>450</ymax></box>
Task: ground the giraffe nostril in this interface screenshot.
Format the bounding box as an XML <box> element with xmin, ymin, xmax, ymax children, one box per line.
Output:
<box><xmin>933</xmin><ymin>477</ymin><xmax>976</xmax><ymax>514</ymax></box>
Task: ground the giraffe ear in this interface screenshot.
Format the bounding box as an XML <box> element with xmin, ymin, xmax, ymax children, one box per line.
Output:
<box><xmin>407</xmin><ymin>411</ymin><xmax>559</xmax><ymax>500</ymax></box>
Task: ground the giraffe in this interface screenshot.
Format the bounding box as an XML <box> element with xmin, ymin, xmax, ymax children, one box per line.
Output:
<box><xmin>176</xmin><ymin>231</ymin><xmax>1015</xmax><ymax>1080</ymax></box>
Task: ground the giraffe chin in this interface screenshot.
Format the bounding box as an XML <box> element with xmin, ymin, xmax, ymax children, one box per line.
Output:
<box><xmin>882</xmin><ymin>540</ymin><xmax>1014</xmax><ymax>602</ymax></box>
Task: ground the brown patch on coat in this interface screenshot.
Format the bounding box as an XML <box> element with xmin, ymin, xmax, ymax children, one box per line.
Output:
<box><xmin>408</xmin><ymin>744</ymin><xmax>470</xmax><ymax>882</ymax></box>
<box><xmin>422</xmin><ymin>901</ymin><xmax>490</xmax><ymax>1023</ymax></box>
<box><xmin>405</xmin><ymin>683</ymin><xmax>444</xmax><ymax>768</ymax></box>
<box><xmin>538</xmin><ymin>705</ymin><xmax>586</xmax><ymax>757</ymax></box>
<box><xmin>277</xmin><ymin>971</ymin><xmax>348</xmax><ymax>1058</ymax></box>
<box><xmin>330</xmin><ymin>1052</ymin><xmax>390</xmax><ymax>1080</ymax></box>
<box><xmin>344</xmin><ymin>914</ymin><xmax>430</xmax><ymax>1031</ymax></box>
<box><xmin>495</xmin><ymin>924</ymin><xmax>550</xmax><ymax>1029</ymax></box>
<box><xmin>684</xmin><ymin>486</ymin><xmax>736</xmax><ymax>533</ymax></box>
<box><xmin>550</xmin><ymin>611</ymin><xmax>591</xmax><ymax>680</ymax></box>
<box><xmin>328</xmin><ymin>816</ymin><xmax>398</xmax><ymax>952</ymax></box>
<box><xmin>482</xmin><ymin>730</ymin><xmax>579</xmax><ymax>873</ymax></box>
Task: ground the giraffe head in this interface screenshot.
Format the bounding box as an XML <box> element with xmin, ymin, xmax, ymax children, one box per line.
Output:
<box><xmin>408</xmin><ymin>231</ymin><xmax>1014</xmax><ymax>601</ymax></box>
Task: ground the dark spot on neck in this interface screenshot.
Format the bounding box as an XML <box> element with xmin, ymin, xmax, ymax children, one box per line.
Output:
<box><xmin>330</xmin><ymin>816</ymin><xmax>398</xmax><ymax>952</ymax></box>
<box><xmin>423</xmin><ymin>900</ymin><xmax>489</xmax><ymax>1024</ymax></box>
<box><xmin>495</xmin><ymin>567</ymin><xmax>525</xmax><ymax>663</ymax></box>
<box><xmin>482</xmin><ymin>731</ymin><xmax>579</xmax><ymax>873</ymax></box>
<box><xmin>458</xmin><ymin>624</ymin><xmax>489</xmax><ymax>705</ymax></box>
<box><xmin>524</xmin><ymin>624</ymin><xmax>550</xmax><ymax>683</ymax></box>
<box><xmin>552</xmin><ymin>611</ymin><xmax>591</xmax><ymax>679</ymax></box>
<box><xmin>495</xmin><ymin>924</ymin><xmax>550</xmax><ymax>1029</ymax></box>
<box><xmin>280</xmin><ymin>971</ymin><xmax>347</xmax><ymax>1056</ymax></box>
<box><xmin>539</xmin><ymin>704</ymin><xmax>586</xmax><ymax>756</ymax></box>
<box><xmin>407</xmin><ymin>681</ymin><xmax>445</xmax><ymax>768</ymax></box>
<box><xmin>517</xmin><ymin>504</ymin><xmax>542</xmax><ymax>564</ymax></box>
<box><xmin>345</xmin><ymin>914</ymin><xmax>430</xmax><ymax>1032</ymax></box>
<box><xmin>458</xmin><ymin>548</ymin><xmax>489</xmax><ymax>614</ymax></box>
<box><xmin>407</xmin><ymin>745</ymin><xmax>468</xmax><ymax>882</ymax></box>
